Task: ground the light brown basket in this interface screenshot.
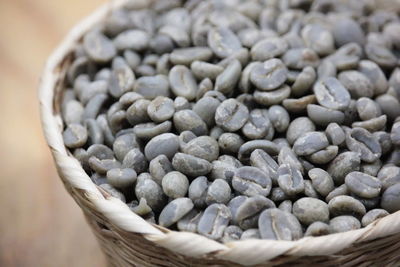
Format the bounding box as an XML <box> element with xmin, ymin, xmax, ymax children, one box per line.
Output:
<box><xmin>39</xmin><ymin>1</ymin><xmax>400</xmax><ymax>266</ymax></box>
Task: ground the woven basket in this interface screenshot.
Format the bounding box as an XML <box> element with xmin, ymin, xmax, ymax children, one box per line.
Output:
<box><xmin>39</xmin><ymin>0</ymin><xmax>400</xmax><ymax>266</ymax></box>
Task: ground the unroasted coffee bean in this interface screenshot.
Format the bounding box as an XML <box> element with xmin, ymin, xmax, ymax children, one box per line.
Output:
<box><xmin>188</xmin><ymin>176</ymin><xmax>209</xmax><ymax>208</ymax></box>
<box><xmin>278</xmin><ymin>147</ymin><xmax>303</xmax><ymax>175</ymax></box>
<box><xmin>302</xmin><ymin>24</ymin><xmax>334</xmax><ymax>56</ymax></box>
<box><xmin>221</xmin><ymin>225</ymin><xmax>243</xmax><ymax>243</ymax></box>
<box><xmin>242</xmin><ymin>109</ymin><xmax>271</xmax><ymax>139</ymax></box>
<box><xmin>218</xmin><ymin>133</ymin><xmax>244</xmax><ymax>155</ymax></box>
<box><xmin>282</xmin><ymin>48</ymin><xmax>319</xmax><ymax>70</ymax></box>
<box><xmin>258</xmin><ymin>208</ymin><xmax>303</xmax><ymax>241</ymax></box>
<box><xmin>83</xmin><ymin>93</ymin><xmax>108</xmax><ymax>120</ymax></box>
<box><xmin>376</xmin><ymin>94</ymin><xmax>400</xmax><ymax>121</ymax></box>
<box><xmin>313</xmin><ymin>77</ymin><xmax>350</xmax><ymax>111</ymax></box>
<box><xmin>135</xmin><ymin>174</ymin><xmax>166</xmax><ymax>212</ymax></box>
<box><xmin>149</xmin><ymin>155</ymin><xmax>173</xmax><ymax>185</ymax></box>
<box><xmin>144</xmin><ymin>133</ymin><xmax>179</xmax><ymax>161</ymax></box>
<box><xmin>346</xmin><ymin>127</ymin><xmax>382</xmax><ymax>163</ymax></box>
<box><xmin>250</xmin><ymin>149</ymin><xmax>279</xmax><ymax>184</ymax></box>
<box><xmin>293</xmin><ymin>131</ymin><xmax>329</xmax><ymax>156</ymax></box>
<box><xmin>308</xmin><ymin>145</ymin><xmax>338</xmax><ymax>165</ymax></box>
<box><xmin>377</xmin><ymin>165</ymin><xmax>400</xmax><ymax>191</ymax></box>
<box><xmin>233</xmin><ymin>167</ymin><xmax>272</xmax><ymax>197</ymax></box>
<box><xmin>147</xmin><ymin>96</ymin><xmax>175</xmax><ymax>123</ymax></box>
<box><xmin>278</xmin><ymin>200</ymin><xmax>292</xmax><ymax>213</ymax></box>
<box><xmin>89</xmin><ymin>157</ymin><xmax>121</xmax><ymax>175</ymax></box>
<box><xmin>361</xmin><ymin>209</ymin><xmax>389</xmax><ymax>227</ymax></box>
<box><xmin>307</xmin><ymin>104</ymin><xmax>345</xmax><ymax>126</ymax></box>
<box><xmin>206</xmin><ymin>179</ymin><xmax>231</xmax><ymax>205</ymax></box>
<box><xmin>133</xmin><ymin>121</ymin><xmax>172</xmax><ymax>140</ymax></box>
<box><xmin>159</xmin><ymin>198</ymin><xmax>194</xmax><ymax>227</ymax></box>
<box><xmin>109</xmin><ymin>58</ymin><xmax>135</xmax><ymax>98</ymax></box>
<box><xmin>250</xmin><ymin>37</ymin><xmax>288</xmax><ymax>61</ymax></box>
<box><xmin>122</xmin><ymin>148</ymin><xmax>147</xmax><ymax>174</ymax></box>
<box><xmin>162</xmin><ymin>171</ymin><xmax>189</xmax><ymax>199</ymax></box>
<box><xmin>87</xmin><ymin>144</ymin><xmax>114</xmax><ymax>160</ymax></box>
<box><xmin>268</xmin><ymin>105</ymin><xmax>290</xmax><ymax>133</ymax></box>
<box><xmin>178</xmin><ymin>131</ymin><xmax>196</xmax><ymax>151</ymax></box>
<box><xmin>198</xmin><ymin>203</ymin><xmax>231</xmax><ymax>240</ymax></box>
<box><xmin>173</xmin><ymin>96</ymin><xmax>190</xmax><ymax>111</ymax></box>
<box><xmin>328</xmin><ymin>195</ymin><xmax>366</xmax><ymax>218</ymax></box>
<box><xmin>338</xmin><ymin>71</ymin><xmax>374</xmax><ymax>99</ymax></box>
<box><xmin>241</xmin><ymin>228</ymin><xmax>261</xmax><ymax>240</ymax></box>
<box><xmin>177</xmin><ymin>210</ymin><xmax>203</xmax><ymax>233</ymax></box>
<box><xmin>356</xmin><ymin>97</ymin><xmax>382</xmax><ymax>121</ymax></box>
<box><xmin>215</xmin><ymin>60</ymin><xmax>242</xmax><ymax>95</ymax></box>
<box><xmin>329</xmin><ymin>216</ymin><xmax>361</xmax><ymax>233</ymax></box>
<box><xmin>172</xmin><ymin>153</ymin><xmax>212</xmax><ymax>177</ymax></box>
<box><xmin>63</xmin><ymin>124</ymin><xmax>88</xmax><ymax>148</ymax></box>
<box><xmin>291</xmin><ymin>67</ymin><xmax>316</xmax><ymax>97</ymax></box>
<box><xmin>325</xmin><ymin>122</ymin><xmax>346</xmax><ymax>146</ymax></box>
<box><xmin>250</xmin><ymin>59</ymin><xmax>288</xmax><ymax>91</ymax></box>
<box><xmin>184</xmin><ymin>136</ymin><xmax>219</xmax><ymax>162</ymax></box>
<box><xmin>365</xmin><ymin>42</ymin><xmax>397</xmax><ymax>69</ymax></box>
<box><xmin>308</xmin><ymin>168</ymin><xmax>335</xmax><ymax>197</ymax></box>
<box><xmin>238</xmin><ymin>140</ymin><xmax>279</xmax><ymax>163</ymax></box>
<box><xmin>107</xmin><ymin>168</ymin><xmax>137</xmax><ymax>189</ymax></box>
<box><xmin>305</xmin><ymin>222</ymin><xmax>330</xmax><ymax>237</ymax></box>
<box><xmin>381</xmin><ymin>183</ymin><xmax>400</xmax><ymax>213</ymax></box>
<box><xmin>293</xmin><ymin>198</ymin><xmax>329</xmax><ymax>225</ymax></box>
<box><xmin>170</xmin><ymin>47</ymin><xmax>213</xmax><ymax>66</ymax></box>
<box><xmin>133</xmin><ymin>75</ymin><xmax>170</xmax><ymax>99</ymax></box>
<box><xmin>286</xmin><ymin>117</ymin><xmax>316</xmax><ymax>145</ymax></box>
<box><xmin>83</xmin><ymin>30</ymin><xmax>116</xmax><ymax>63</ymax></box>
<box><xmin>215</xmin><ymin>99</ymin><xmax>249</xmax><ymax>132</ymax></box>
<box><xmin>208</xmin><ymin>27</ymin><xmax>242</xmax><ymax>58</ymax></box>
<box><xmin>114</xmin><ymin>29</ymin><xmax>150</xmax><ymax>51</ymax></box>
<box><xmin>332</xmin><ymin>18</ymin><xmax>365</xmax><ymax>47</ymax></box>
<box><xmin>126</xmin><ymin>99</ymin><xmax>151</xmax><ymax>125</ymax></box>
<box><xmin>192</xmin><ymin>96</ymin><xmax>220</xmax><ymax>127</ymax></box>
<box><xmin>253</xmin><ymin>85</ymin><xmax>291</xmax><ymax>106</ymax></box>
<box><xmin>391</xmin><ymin>121</ymin><xmax>400</xmax><ymax>146</ymax></box>
<box><xmin>235</xmin><ymin>196</ymin><xmax>275</xmax><ymax>229</ymax></box>
<box><xmin>191</xmin><ymin>61</ymin><xmax>224</xmax><ymax>81</ymax></box>
<box><xmin>345</xmin><ymin>171</ymin><xmax>382</xmax><ymax>198</ymax></box>
<box><xmin>358</xmin><ymin>60</ymin><xmax>388</xmax><ymax>96</ymax></box>
<box><xmin>326</xmin><ymin>184</ymin><xmax>349</xmax><ymax>203</ymax></box>
<box><xmin>327</xmin><ymin>152</ymin><xmax>361</xmax><ymax>184</ymax></box>
<box><xmin>277</xmin><ymin>164</ymin><xmax>304</xmax><ymax>196</ymax></box>
<box><xmin>169</xmin><ymin>65</ymin><xmax>198</xmax><ymax>101</ymax></box>
<box><xmin>173</xmin><ymin>110</ymin><xmax>208</xmax><ymax>136</ymax></box>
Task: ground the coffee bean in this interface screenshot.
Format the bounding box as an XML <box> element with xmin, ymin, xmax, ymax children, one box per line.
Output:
<box><xmin>159</xmin><ymin>25</ymin><xmax>190</xmax><ymax>47</ymax></box>
<box><xmin>178</xmin><ymin>131</ymin><xmax>197</xmax><ymax>151</ymax></box>
<box><xmin>215</xmin><ymin>99</ymin><xmax>249</xmax><ymax>132</ymax></box>
<box><xmin>119</xmin><ymin>92</ymin><xmax>143</xmax><ymax>107</ymax></box>
<box><xmin>305</xmin><ymin>221</ymin><xmax>330</xmax><ymax>237</ymax></box>
<box><xmin>114</xmin><ymin>29</ymin><xmax>150</xmax><ymax>51</ymax></box>
<box><xmin>282</xmin><ymin>48</ymin><xmax>319</xmax><ymax>70</ymax></box>
<box><xmin>314</xmin><ymin>77</ymin><xmax>350</xmax><ymax>111</ymax></box>
<box><xmin>327</xmin><ymin>152</ymin><xmax>361</xmax><ymax>184</ymax></box>
<box><xmin>360</xmin><ymin>159</ymin><xmax>382</xmax><ymax>177</ymax></box>
<box><xmin>291</xmin><ymin>66</ymin><xmax>316</xmax><ymax>97</ymax></box>
<box><xmin>135</xmin><ymin>174</ymin><xmax>166</xmax><ymax>212</ymax></box>
<box><xmin>365</xmin><ymin>42</ymin><xmax>397</xmax><ymax>69</ymax></box>
<box><xmin>149</xmin><ymin>155</ymin><xmax>173</xmax><ymax>185</ymax></box>
<box><xmin>250</xmin><ymin>37</ymin><xmax>288</xmax><ymax>61</ymax></box>
<box><xmin>133</xmin><ymin>121</ymin><xmax>172</xmax><ymax>140</ymax></box>
<box><xmin>250</xmin><ymin>59</ymin><xmax>288</xmax><ymax>91</ymax></box>
<box><xmin>147</xmin><ymin>96</ymin><xmax>175</xmax><ymax>123</ymax></box>
<box><xmin>286</xmin><ymin>117</ymin><xmax>316</xmax><ymax>145</ymax></box>
<box><xmin>172</xmin><ymin>153</ymin><xmax>212</xmax><ymax>177</ymax></box>
<box><xmin>332</xmin><ymin>18</ymin><xmax>365</xmax><ymax>47</ymax></box>
<box><xmin>206</xmin><ymin>179</ymin><xmax>232</xmax><ymax>205</ymax></box>
<box><xmin>173</xmin><ymin>96</ymin><xmax>191</xmax><ymax>111</ymax></box>
<box><xmin>307</xmin><ymin>104</ymin><xmax>345</xmax><ymax>126</ymax></box>
<box><xmin>250</xmin><ymin>149</ymin><xmax>279</xmax><ymax>184</ymax></box>
<box><xmin>258</xmin><ymin>208</ymin><xmax>303</xmax><ymax>241</ymax></box>
<box><xmin>282</xmin><ymin>95</ymin><xmax>316</xmax><ymax>113</ymax></box>
<box><xmin>326</xmin><ymin>184</ymin><xmax>349</xmax><ymax>203</ymax></box>
<box><xmin>197</xmin><ymin>203</ymin><xmax>232</xmax><ymax>240</ymax></box>
<box><xmin>241</xmin><ymin>229</ymin><xmax>261</xmax><ymax>240</ymax></box>
<box><xmin>278</xmin><ymin>147</ymin><xmax>303</xmax><ymax>175</ymax></box>
<box><xmin>215</xmin><ymin>60</ymin><xmax>242</xmax><ymax>95</ymax></box>
<box><xmin>176</xmin><ymin>209</ymin><xmax>202</xmax><ymax>232</ymax></box>
<box><xmin>133</xmin><ymin>75</ymin><xmax>170</xmax><ymax>99</ymax></box>
<box><xmin>173</xmin><ymin>110</ymin><xmax>208</xmax><ymax>136</ymax></box>
<box><xmin>235</xmin><ymin>196</ymin><xmax>275</xmax><ymax>229</ymax></box>
<box><xmin>208</xmin><ymin>27</ymin><xmax>243</xmax><ymax>58</ymax></box>
<box><xmin>358</xmin><ymin>60</ymin><xmax>389</xmax><ymax>96</ymax></box>
<box><xmin>144</xmin><ymin>133</ymin><xmax>179</xmax><ymax>161</ymax></box>
<box><xmin>317</xmin><ymin>60</ymin><xmax>337</xmax><ymax>80</ymax></box>
<box><xmin>187</xmin><ymin>176</ymin><xmax>208</xmax><ymax>209</ymax></box>
<box><xmin>308</xmin><ymin>168</ymin><xmax>335</xmax><ymax>197</ymax></box>
<box><xmin>346</xmin><ymin>127</ymin><xmax>382</xmax><ymax>163</ymax></box>
<box><xmin>268</xmin><ymin>105</ymin><xmax>290</xmax><ymax>133</ymax></box>
<box><xmin>253</xmin><ymin>85</ymin><xmax>291</xmax><ymax>106</ymax></box>
<box><xmin>328</xmin><ymin>195</ymin><xmax>366</xmax><ymax>218</ymax></box>
<box><xmin>159</xmin><ymin>198</ymin><xmax>194</xmax><ymax>227</ymax></box>
<box><xmin>326</xmin><ymin>122</ymin><xmax>346</xmax><ymax>146</ymax></box>
<box><xmin>238</xmin><ymin>140</ymin><xmax>279</xmax><ymax>163</ymax></box>
<box><xmin>381</xmin><ymin>183</ymin><xmax>400</xmax><ymax>213</ymax></box>
<box><xmin>377</xmin><ymin>165</ymin><xmax>400</xmax><ymax>191</ymax></box>
<box><xmin>63</xmin><ymin>124</ymin><xmax>88</xmax><ymax>148</ymax></box>
<box><xmin>100</xmin><ymin>184</ymin><xmax>126</xmax><ymax>202</ymax></box>
<box><xmin>170</xmin><ymin>47</ymin><xmax>213</xmax><ymax>66</ymax></box>
<box><xmin>302</xmin><ymin>24</ymin><xmax>334</xmax><ymax>56</ymax></box>
<box><xmin>122</xmin><ymin>148</ymin><xmax>147</xmax><ymax>174</ymax></box>
<box><xmin>239</xmin><ymin>62</ymin><xmax>260</xmax><ymax>93</ymax></box>
<box><xmin>391</xmin><ymin>121</ymin><xmax>400</xmax><ymax>146</ymax></box>
<box><xmin>107</xmin><ymin>168</ymin><xmax>137</xmax><ymax>189</ymax></box>
<box><xmin>338</xmin><ymin>71</ymin><xmax>374</xmax><ymax>99</ymax></box>
<box><xmin>83</xmin><ymin>93</ymin><xmax>108</xmax><ymax>120</ymax></box>
<box><xmin>375</xmin><ymin>94</ymin><xmax>400</xmax><ymax>121</ymax></box>
<box><xmin>329</xmin><ymin>215</ymin><xmax>361</xmax><ymax>233</ymax></box>
<box><xmin>83</xmin><ymin>30</ymin><xmax>116</xmax><ymax>63</ymax></box>
<box><xmin>126</xmin><ymin>99</ymin><xmax>151</xmax><ymax>125</ymax></box>
<box><xmin>293</xmin><ymin>131</ymin><xmax>329</xmax><ymax>156</ymax></box>
<box><xmin>345</xmin><ymin>171</ymin><xmax>382</xmax><ymax>198</ymax></box>
<box><xmin>308</xmin><ymin>145</ymin><xmax>339</xmax><ymax>165</ymax></box>
<box><xmin>191</xmin><ymin>61</ymin><xmax>224</xmax><ymax>81</ymax></box>
<box><xmin>277</xmin><ymin>164</ymin><xmax>305</xmax><ymax>196</ymax></box>
<box><xmin>293</xmin><ymin>197</ymin><xmax>329</xmax><ymax>225</ymax></box>
<box><xmin>89</xmin><ymin>157</ymin><xmax>121</xmax><ymax>175</ymax></box>
<box><xmin>87</xmin><ymin>144</ymin><xmax>114</xmax><ymax>160</ymax></box>
<box><xmin>361</xmin><ymin>209</ymin><xmax>389</xmax><ymax>227</ymax></box>
<box><xmin>162</xmin><ymin>171</ymin><xmax>190</xmax><ymax>199</ymax></box>
<box><xmin>169</xmin><ymin>65</ymin><xmax>198</xmax><ymax>101</ymax></box>
<box><xmin>218</xmin><ymin>133</ymin><xmax>244</xmax><ymax>155</ymax></box>
<box><xmin>221</xmin><ymin>225</ymin><xmax>243</xmax><ymax>243</ymax></box>
<box><xmin>232</xmin><ymin>166</ymin><xmax>272</xmax><ymax>197</ymax></box>
<box><xmin>242</xmin><ymin>109</ymin><xmax>271</xmax><ymax>139</ymax></box>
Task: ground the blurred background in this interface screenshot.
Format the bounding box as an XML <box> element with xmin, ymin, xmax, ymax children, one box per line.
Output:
<box><xmin>0</xmin><ymin>0</ymin><xmax>107</xmax><ymax>266</ymax></box>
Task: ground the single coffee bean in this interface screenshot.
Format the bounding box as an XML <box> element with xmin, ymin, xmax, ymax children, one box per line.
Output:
<box><xmin>361</xmin><ymin>209</ymin><xmax>389</xmax><ymax>227</ymax></box>
<box><xmin>278</xmin><ymin>147</ymin><xmax>303</xmax><ymax>175</ymax></box>
<box><xmin>126</xmin><ymin>99</ymin><xmax>151</xmax><ymax>125</ymax></box>
<box><xmin>238</xmin><ymin>140</ymin><xmax>279</xmax><ymax>163</ymax></box>
<box><xmin>188</xmin><ymin>176</ymin><xmax>209</xmax><ymax>209</ymax></box>
<box><xmin>377</xmin><ymin>165</ymin><xmax>400</xmax><ymax>191</ymax></box>
<box><xmin>183</xmin><ymin>136</ymin><xmax>219</xmax><ymax>162</ymax></box>
<box><xmin>293</xmin><ymin>197</ymin><xmax>329</xmax><ymax>225</ymax></box>
<box><xmin>253</xmin><ymin>85</ymin><xmax>291</xmax><ymax>106</ymax></box>
<box><xmin>218</xmin><ymin>133</ymin><xmax>244</xmax><ymax>155</ymax></box>
<box><xmin>83</xmin><ymin>30</ymin><xmax>116</xmax><ymax>63</ymax></box>
<box><xmin>89</xmin><ymin>157</ymin><xmax>121</xmax><ymax>175</ymax></box>
<box><xmin>173</xmin><ymin>110</ymin><xmax>208</xmax><ymax>136</ymax></box>
<box><xmin>308</xmin><ymin>168</ymin><xmax>335</xmax><ymax>197</ymax></box>
<box><xmin>305</xmin><ymin>222</ymin><xmax>330</xmax><ymax>237</ymax></box>
<box><xmin>358</xmin><ymin>60</ymin><xmax>388</xmax><ymax>96</ymax></box>
<box><xmin>326</xmin><ymin>184</ymin><xmax>349</xmax><ymax>203</ymax></box>
<box><xmin>329</xmin><ymin>216</ymin><xmax>361</xmax><ymax>233</ymax></box>
<box><xmin>345</xmin><ymin>171</ymin><xmax>382</xmax><ymax>198</ymax></box>
<box><xmin>313</xmin><ymin>77</ymin><xmax>350</xmax><ymax>111</ymax></box>
<box><xmin>258</xmin><ymin>208</ymin><xmax>303</xmax><ymax>241</ymax></box>
<box><xmin>235</xmin><ymin>196</ymin><xmax>275</xmax><ymax>229</ymax></box>
<box><xmin>241</xmin><ymin>229</ymin><xmax>261</xmax><ymax>240</ymax></box>
<box><xmin>206</xmin><ymin>179</ymin><xmax>232</xmax><ymax>205</ymax></box>
<box><xmin>286</xmin><ymin>117</ymin><xmax>316</xmax><ymax>145</ymax></box>
<box><xmin>293</xmin><ymin>131</ymin><xmax>329</xmax><ymax>156</ymax></box>
<box><xmin>277</xmin><ymin>164</ymin><xmax>305</xmax><ymax>196</ymax></box>
<box><xmin>215</xmin><ymin>59</ymin><xmax>242</xmax><ymax>95</ymax></box>
<box><xmin>301</xmin><ymin>24</ymin><xmax>334</xmax><ymax>56</ymax></box>
<box><xmin>177</xmin><ymin>210</ymin><xmax>203</xmax><ymax>233</ymax></box>
<box><xmin>317</xmin><ymin>60</ymin><xmax>336</xmax><ymax>80</ymax></box>
<box><xmin>221</xmin><ymin>225</ymin><xmax>243</xmax><ymax>243</ymax></box>
<box><xmin>172</xmin><ymin>153</ymin><xmax>212</xmax><ymax>177</ymax></box>
<box><xmin>232</xmin><ymin>166</ymin><xmax>272</xmax><ymax>197</ymax></box>
<box><xmin>135</xmin><ymin>174</ymin><xmax>166</xmax><ymax>212</ymax></box>
<box><xmin>381</xmin><ymin>183</ymin><xmax>400</xmax><ymax>213</ymax></box>
<box><xmin>87</xmin><ymin>144</ymin><xmax>114</xmax><ymax>160</ymax></box>
<box><xmin>192</xmin><ymin>96</ymin><xmax>220</xmax><ymax>127</ymax></box>
<box><xmin>242</xmin><ymin>109</ymin><xmax>271</xmax><ymax>139</ymax></box>
<box><xmin>338</xmin><ymin>71</ymin><xmax>374</xmax><ymax>99</ymax></box>
<box><xmin>109</xmin><ymin>58</ymin><xmax>135</xmax><ymax>98</ymax></box>
<box><xmin>197</xmin><ymin>203</ymin><xmax>232</xmax><ymax>240</ymax></box>
<box><xmin>332</xmin><ymin>18</ymin><xmax>365</xmax><ymax>47</ymax></box>
<box><xmin>148</xmin><ymin>155</ymin><xmax>173</xmax><ymax>185</ymax></box>
<box><xmin>114</xmin><ymin>29</ymin><xmax>150</xmax><ymax>51</ymax></box>
<box><xmin>307</xmin><ymin>104</ymin><xmax>345</xmax><ymax>126</ymax></box>
<box><xmin>365</xmin><ymin>42</ymin><xmax>397</xmax><ymax>69</ymax></box>
<box><xmin>308</xmin><ymin>145</ymin><xmax>338</xmax><ymax>165</ymax></box>
<box><xmin>356</xmin><ymin>97</ymin><xmax>382</xmax><ymax>121</ymax></box>
<box><xmin>250</xmin><ymin>37</ymin><xmax>288</xmax><ymax>61</ymax></box>
<box><xmin>178</xmin><ymin>131</ymin><xmax>197</xmax><ymax>151</ymax></box>
<box><xmin>191</xmin><ymin>61</ymin><xmax>224</xmax><ymax>81</ymax></box>
<box><xmin>128</xmin><ymin>198</ymin><xmax>152</xmax><ymax>216</ymax></box>
<box><xmin>144</xmin><ymin>133</ymin><xmax>179</xmax><ymax>161</ymax></box>
<box><xmin>169</xmin><ymin>65</ymin><xmax>198</xmax><ymax>101</ymax></box>
<box><xmin>133</xmin><ymin>75</ymin><xmax>170</xmax><ymax>99</ymax></box>
<box><xmin>282</xmin><ymin>48</ymin><xmax>319</xmax><ymax>70</ymax></box>
<box><xmin>327</xmin><ymin>152</ymin><xmax>361</xmax><ymax>184</ymax></box>
<box><xmin>86</xmin><ymin>119</ymin><xmax>104</xmax><ymax>145</ymax></box>
<box><xmin>328</xmin><ymin>195</ymin><xmax>366</xmax><ymax>218</ymax></box>
<box><xmin>215</xmin><ymin>99</ymin><xmax>249</xmax><ymax>132</ymax></box>
<box><xmin>122</xmin><ymin>148</ymin><xmax>147</xmax><ymax>174</ymax></box>
<box><xmin>250</xmin><ymin>149</ymin><xmax>279</xmax><ymax>184</ymax></box>
<box><xmin>346</xmin><ymin>127</ymin><xmax>382</xmax><ymax>163</ymax></box>
<box><xmin>239</xmin><ymin>61</ymin><xmax>260</xmax><ymax>93</ymax></box>
<box><xmin>208</xmin><ymin>27</ymin><xmax>242</xmax><ymax>58</ymax></box>
<box><xmin>278</xmin><ymin>200</ymin><xmax>292</xmax><ymax>213</ymax></box>
<box><xmin>133</xmin><ymin>121</ymin><xmax>172</xmax><ymax>140</ymax></box>
<box><xmin>250</xmin><ymin>59</ymin><xmax>288</xmax><ymax>91</ymax></box>
<box><xmin>326</xmin><ymin>122</ymin><xmax>346</xmax><ymax>146</ymax></box>
<box><xmin>63</xmin><ymin>124</ymin><xmax>88</xmax><ymax>148</ymax></box>
<box><xmin>83</xmin><ymin>93</ymin><xmax>108</xmax><ymax>120</ymax></box>
<box><xmin>170</xmin><ymin>47</ymin><xmax>213</xmax><ymax>66</ymax></box>
<box><xmin>173</xmin><ymin>96</ymin><xmax>191</xmax><ymax>111</ymax></box>
<box><xmin>291</xmin><ymin>67</ymin><xmax>316</xmax><ymax>97</ymax></box>
<box><xmin>375</xmin><ymin>94</ymin><xmax>400</xmax><ymax>121</ymax></box>
<box><xmin>391</xmin><ymin>121</ymin><xmax>400</xmax><ymax>146</ymax></box>
<box><xmin>107</xmin><ymin>168</ymin><xmax>137</xmax><ymax>189</ymax></box>
<box><xmin>159</xmin><ymin>198</ymin><xmax>194</xmax><ymax>227</ymax></box>
<box><xmin>360</xmin><ymin>159</ymin><xmax>382</xmax><ymax>177</ymax></box>
<box><xmin>147</xmin><ymin>96</ymin><xmax>175</xmax><ymax>123</ymax></box>
<box><xmin>268</xmin><ymin>105</ymin><xmax>290</xmax><ymax>133</ymax></box>
<box><xmin>162</xmin><ymin>171</ymin><xmax>189</xmax><ymax>199</ymax></box>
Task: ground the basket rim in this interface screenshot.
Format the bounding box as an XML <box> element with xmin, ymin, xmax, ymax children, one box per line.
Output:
<box><xmin>38</xmin><ymin>0</ymin><xmax>400</xmax><ymax>265</ymax></box>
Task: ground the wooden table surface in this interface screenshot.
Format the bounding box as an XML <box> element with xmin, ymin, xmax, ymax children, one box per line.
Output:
<box><xmin>0</xmin><ymin>0</ymin><xmax>107</xmax><ymax>266</ymax></box>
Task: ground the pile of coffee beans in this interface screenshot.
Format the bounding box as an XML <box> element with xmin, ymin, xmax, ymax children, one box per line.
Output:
<box><xmin>62</xmin><ymin>0</ymin><xmax>400</xmax><ymax>242</ymax></box>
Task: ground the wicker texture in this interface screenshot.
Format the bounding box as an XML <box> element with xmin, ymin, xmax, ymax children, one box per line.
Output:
<box><xmin>39</xmin><ymin>1</ymin><xmax>400</xmax><ymax>266</ymax></box>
